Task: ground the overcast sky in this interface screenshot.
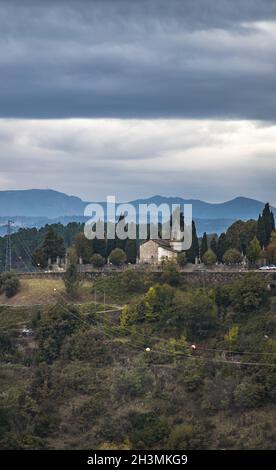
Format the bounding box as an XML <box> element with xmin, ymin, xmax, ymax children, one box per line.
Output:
<box><xmin>0</xmin><ymin>0</ymin><xmax>276</xmax><ymax>203</ymax></box>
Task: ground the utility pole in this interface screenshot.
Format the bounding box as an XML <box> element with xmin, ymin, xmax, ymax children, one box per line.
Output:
<box><xmin>5</xmin><ymin>220</ymin><xmax>13</xmax><ymax>272</ymax></box>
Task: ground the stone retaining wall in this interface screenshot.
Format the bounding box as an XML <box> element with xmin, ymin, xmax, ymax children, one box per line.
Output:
<box><xmin>18</xmin><ymin>269</ymin><xmax>275</xmax><ymax>285</ymax></box>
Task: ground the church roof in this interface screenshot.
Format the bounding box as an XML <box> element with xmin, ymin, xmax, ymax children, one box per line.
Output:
<box><xmin>141</xmin><ymin>239</ymin><xmax>178</xmax><ymax>252</ymax></box>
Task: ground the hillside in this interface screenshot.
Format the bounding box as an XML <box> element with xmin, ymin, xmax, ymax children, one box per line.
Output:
<box><xmin>0</xmin><ymin>271</ymin><xmax>275</xmax><ymax>450</ymax></box>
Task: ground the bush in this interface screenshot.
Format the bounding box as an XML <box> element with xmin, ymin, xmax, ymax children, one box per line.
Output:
<box><xmin>111</xmin><ymin>366</ymin><xmax>155</xmax><ymax>401</ymax></box>
<box><xmin>143</xmin><ymin>283</ymin><xmax>176</xmax><ymax>322</ymax></box>
<box><xmin>234</xmin><ymin>379</ymin><xmax>265</xmax><ymax>409</ymax></box>
<box><xmin>0</xmin><ymin>333</ymin><xmax>14</xmax><ymax>358</ymax></box>
<box><xmin>230</xmin><ymin>274</ymin><xmax>269</xmax><ymax>312</ymax></box>
<box><xmin>109</xmin><ymin>248</ymin><xmax>127</xmax><ymax>266</ymax></box>
<box><xmin>162</xmin><ymin>260</ymin><xmax>181</xmax><ymax>286</ymax></box>
<box><xmin>202</xmin><ymin>249</ymin><xmax>217</xmax><ymax>266</ymax></box>
<box><xmin>170</xmin><ymin>289</ymin><xmax>218</xmax><ymax>338</ymax></box>
<box><xmin>223</xmin><ymin>249</ymin><xmax>242</xmax><ymax>265</ymax></box>
<box><xmin>91</xmin><ymin>253</ymin><xmax>105</xmax><ymax>267</ymax></box>
<box><xmin>119</xmin><ymin>269</ymin><xmax>146</xmax><ymax>293</ymax></box>
<box><xmin>129</xmin><ymin>412</ymin><xmax>170</xmax><ymax>449</ymax></box>
<box><xmin>167</xmin><ymin>424</ymin><xmax>208</xmax><ymax>450</ymax></box>
<box><xmin>0</xmin><ymin>272</ymin><xmax>20</xmax><ymax>298</ymax></box>
<box><xmin>61</xmin><ymin>329</ymin><xmax>110</xmax><ymax>364</ymax></box>
<box><xmin>37</xmin><ymin>303</ymin><xmax>82</xmax><ymax>363</ymax></box>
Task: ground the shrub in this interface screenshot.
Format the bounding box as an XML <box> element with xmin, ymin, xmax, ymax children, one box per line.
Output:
<box><xmin>37</xmin><ymin>304</ymin><xmax>82</xmax><ymax>363</ymax></box>
<box><xmin>230</xmin><ymin>274</ymin><xmax>269</xmax><ymax>312</ymax></box>
<box><xmin>119</xmin><ymin>268</ymin><xmax>146</xmax><ymax>293</ymax></box>
<box><xmin>0</xmin><ymin>272</ymin><xmax>20</xmax><ymax>298</ymax></box>
<box><xmin>234</xmin><ymin>379</ymin><xmax>265</xmax><ymax>409</ymax></box>
<box><xmin>111</xmin><ymin>366</ymin><xmax>155</xmax><ymax>401</ymax></box>
<box><xmin>223</xmin><ymin>248</ymin><xmax>242</xmax><ymax>265</ymax></box>
<box><xmin>167</xmin><ymin>424</ymin><xmax>208</xmax><ymax>450</ymax></box>
<box><xmin>129</xmin><ymin>412</ymin><xmax>170</xmax><ymax>449</ymax></box>
<box><xmin>109</xmin><ymin>248</ymin><xmax>127</xmax><ymax>266</ymax></box>
<box><xmin>61</xmin><ymin>329</ymin><xmax>110</xmax><ymax>363</ymax></box>
<box><xmin>170</xmin><ymin>289</ymin><xmax>218</xmax><ymax>338</ymax></box>
<box><xmin>0</xmin><ymin>333</ymin><xmax>14</xmax><ymax>358</ymax></box>
<box><xmin>202</xmin><ymin>249</ymin><xmax>217</xmax><ymax>266</ymax></box>
<box><xmin>91</xmin><ymin>253</ymin><xmax>105</xmax><ymax>267</ymax></box>
<box><xmin>162</xmin><ymin>260</ymin><xmax>181</xmax><ymax>286</ymax></box>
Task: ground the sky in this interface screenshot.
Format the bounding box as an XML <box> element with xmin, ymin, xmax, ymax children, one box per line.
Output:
<box><xmin>0</xmin><ymin>0</ymin><xmax>276</xmax><ymax>204</ymax></box>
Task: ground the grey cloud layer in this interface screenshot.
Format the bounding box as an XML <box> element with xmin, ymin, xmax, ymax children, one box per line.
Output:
<box><xmin>1</xmin><ymin>119</ymin><xmax>276</xmax><ymax>204</ymax></box>
<box><xmin>0</xmin><ymin>0</ymin><xmax>276</xmax><ymax>119</ymax></box>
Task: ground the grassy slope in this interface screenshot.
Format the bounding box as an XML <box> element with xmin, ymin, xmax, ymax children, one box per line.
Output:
<box><xmin>0</xmin><ymin>278</ymin><xmax>96</xmax><ymax>306</ymax></box>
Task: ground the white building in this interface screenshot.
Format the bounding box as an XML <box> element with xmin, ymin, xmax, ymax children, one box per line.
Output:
<box><xmin>139</xmin><ymin>239</ymin><xmax>180</xmax><ymax>264</ymax></box>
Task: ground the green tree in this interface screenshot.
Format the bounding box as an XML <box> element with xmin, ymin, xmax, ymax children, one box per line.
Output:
<box><xmin>37</xmin><ymin>303</ymin><xmax>82</xmax><ymax>363</ymax></box>
<box><xmin>120</xmin><ymin>269</ymin><xmax>146</xmax><ymax>293</ymax></box>
<box><xmin>230</xmin><ymin>274</ymin><xmax>269</xmax><ymax>312</ymax></box>
<box><xmin>223</xmin><ymin>248</ymin><xmax>242</xmax><ymax>265</ymax></box>
<box><xmin>257</xmin><ymin>215</ymin><xmax>266</xmax><ymax>248</ymax></box>
<box><xmin>125</xmin><ymin>239</ymin><xmax>137</xmax><ymax>264</ymax></box>
<box><xmin>32</xmin><ymin>226</ymin><xmax>65</xmax><ymax>267</ymax></box>
<box><xmin>224</xmin><ymin>325</ymin><xmax>239</xmax><ymax>351</ymax></box>
<box><xmin>186</xmin><ymin>221</ymin><xmax>199</xmax><ymax>263</ymax></box>
<box><xmin>210</xmin><ymin>236</ymin><xmax>217</xmax><ymax>256</ymax></box>
<box><xmin>167</xmin><ymin>424</ymin><xmax>208</xmax><ymax>450</ymax></box>
<box><xmin>109</xmin><ymin>248</ymin><xmax>127</xmax><ymax>266</ymax></box>
<box><xmin>31</xmin><ymin>246</ymin><xmax>47</xmax><ymax>268</ymax></box>
<box><xmin>265</xmin><ymin>230</ymin><xmax>276</xmax><ymax>265</ymax></box>
<box><xmin>170</xmin><ymin>289</ymin><xmax>217</xmax><ymax>338</ymax></box>
<box><xmin>73</xmin><ymin>233</ymin><xmax>93</xmax><ymax>264</ymax></box>
<box><xmin>262</xmin><ymin>203</ymin><xmax>275</xmax><ymax>246</ymax></box>
<box><xmin>202</xmin><ymin>249</ymin><xmax>217</xmax><ymax>266</ymax></box>
<box><xmin>226</xmin><ymin>220</ymin><xmax>257</xmax><ymax>253</ymax></box>
<box><xmin>217</xmin><ymin>232</ymin><xmax>228</xmax><ymax>262</ymax></box>
<box><xmin>144</xmin><ymin>284</ymin><xmax>175</xmax><ymax>322</ymax></box>
<box><xmin>256</xmin><ymin>204</ymin><xmax>275</xmax><ymax>248</ymax></box>
<box><xmin>93</xmin><ymin>238</ymin><xmax>106</xmax><ymax>258</ymax></box>
<box><xmin>200</xmin><ymin>232</ymin><xmax>208</xmax><ymax>259</ymax></box>
<box><xmin>177</xmin><ymin>251</ymin><xmax>187</xmax><ymax>267</ymax></box>
<box><xmin>66</xmin><ymin>246</ymin><xmax>78</xmax><ymax>265</ymax></box>
<box><xmin>63</xmin><ymin>263</ymin><xmax>80</xmax><ymax>298</ymax></box>
<box><xmin>162</xmin><ymin>259</ymin><xmax>181</xmax><ymax>286</ymax></box>
<box><xmin>246</xmin><ymin>236</ymin><xmax>262</xmax><ymax>266</ymax></box>
<box><xmin>91</xmin><ymin>253</ymin><xmax>105</xmax><ymax>268</ymax></box>
<box><xmin>42</xmin><ymin>226</ymin><xmax>65</xmax><ymax>260</ymax></box>
<box><xmin>0</xmin><ymin>272</ymin><xmax>20</xmax><ymax>298</ymax></box>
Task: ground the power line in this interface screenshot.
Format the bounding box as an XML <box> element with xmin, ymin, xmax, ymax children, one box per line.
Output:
<box><xmin>4</xmin><ymin>220</ymin><xmax>13</xmax><ymax>272</ymax></box>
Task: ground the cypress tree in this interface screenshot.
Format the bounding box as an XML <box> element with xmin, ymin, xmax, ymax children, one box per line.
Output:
<box><xmin>210</xmin><ymin>236</ymin><xmax>217</xmax><ymax>256</ymax></box>
<box><xmin>200</xmin><ymin>232</ymin><xmax>208</xmax><ymax>259</ymax></box>
<box><xmin>257</xmin><ymin>215</ymin><xmax>266</xmax><ymax>248</ymax></box>
<box><xmin>187</xmin><ymin>220</ymin><xmax>199</xmax><ymax>263</ymax></box>
<box><xmin>94</xmin><ymin>238</ymin><xmax>106</xmax><ymax>258</ymax></box>
<box><xmin>116</xmin><ymin>214</ymin><xmax>127</xmax><ymax>251</ymax></box>
<box><xmin>217</xmin><ymin>232</ymin><xmax>227</xmax><ymax>263</ymax></box>
<box><xmin>126</xmin><ymin>239</ymin><xmax>137</xmax><ymax>263</ymax></box>
<box><xmin>258</xmin><ymin>203</ymin><xmax>275</xmax><ymax>246</ymax></box>
<box><xmin>41</xmin><ymin>226</ymin><xmax>65</xmax><ymax>261</ymax></box>
<box><xmin>64</xmin><ymin>262</ymin><xmax>80</xmax><ymax>297</ymax></box>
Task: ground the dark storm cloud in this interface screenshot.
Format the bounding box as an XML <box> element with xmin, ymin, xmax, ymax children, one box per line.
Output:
<box><xmin>0</xmin><ymin>0</ymin><xmax>276</xmax><ymax>120</ymax></box>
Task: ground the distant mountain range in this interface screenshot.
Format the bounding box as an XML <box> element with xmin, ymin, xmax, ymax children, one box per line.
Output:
<box><xmin>0</xmin><ymin>189</ymin><xmax>86</xmax><ymax>217</ymax></box>
<box><xmin>0</xmin><ymin>189</ymin><xmax>273</xmax><ymax>236</ymax></box>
